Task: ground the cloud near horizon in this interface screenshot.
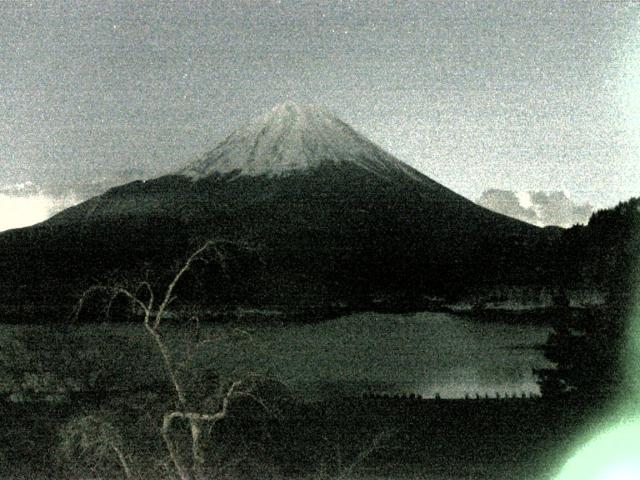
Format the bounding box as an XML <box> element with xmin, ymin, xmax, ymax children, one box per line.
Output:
<box><xmin>476</xmin><ymin>189</ymin><xmax>594</xmax><ymax>228</ymax></box>
<box><xmin>0</xmin><ymin>188</ymin><xmax>79</xmax><ymax>232</ymax></box>
<box><xmin>0</xmin><ymin>171</ymin><xmax>147</xmax><ymax>232</ymax></box>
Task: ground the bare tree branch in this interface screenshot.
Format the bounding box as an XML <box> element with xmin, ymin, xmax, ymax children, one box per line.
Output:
<box><xmin>71</xmin><ymin>239</ymin><xmax>269</xmax><ymax>480</ymax></box>
<box><xmin>154</xmin><ymin>240</ymin><xmax>215</xmax><ymax>330</ymax></box>
<box><xmin>341</xmin><ymin>429</ymin><xmax>396</xmax><ymax>479</ymax></box>
<box><xmin>161</xmin><ymin>380</ymin><xmax>244</xmax><ymax>477</ymax></box>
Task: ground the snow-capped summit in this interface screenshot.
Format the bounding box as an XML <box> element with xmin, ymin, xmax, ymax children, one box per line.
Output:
<box><xmin>179</xmin><ymin>102</ymin><xmax>420</xmax><ymax>180</ymax></box>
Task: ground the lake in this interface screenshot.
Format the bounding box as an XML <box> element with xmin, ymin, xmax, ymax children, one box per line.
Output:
<box><xmin>225</xmin><ymin>311</ymin><xmax>552</xmax><ymax>400</ymax></box>
<box><xmin>0</xmin><ymin>311</ymin><xmax>552</xmax><ymax>402</ymax></box>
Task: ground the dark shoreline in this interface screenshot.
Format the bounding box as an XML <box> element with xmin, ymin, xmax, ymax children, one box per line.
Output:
<box><xmin>0</xmin><ymin>300</ymin><xmax>589</xmax><ymax>326</ymax></box>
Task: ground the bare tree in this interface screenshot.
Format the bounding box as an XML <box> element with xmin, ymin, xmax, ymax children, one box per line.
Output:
<box><xmin>73</xmin><ymin>240</ymin><xmax>270</xmax><ymax>480</ymax></box>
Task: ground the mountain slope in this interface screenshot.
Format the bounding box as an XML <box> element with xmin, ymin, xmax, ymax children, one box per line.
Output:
<box><xmin>179</xmin><ymin>102</ymin><xmax>425</xmax><ymax>180</ymax></box>
<box><xmin>0</xmin><ymin>103</ymin><xmax>548</xmax><ymax>317</ymax></box>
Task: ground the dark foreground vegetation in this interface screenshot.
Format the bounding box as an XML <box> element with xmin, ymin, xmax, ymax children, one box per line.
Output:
<box><xmin>1</xmin><ymin>387</ymin><xmax>606</xmax><ymax>480</ymax></box>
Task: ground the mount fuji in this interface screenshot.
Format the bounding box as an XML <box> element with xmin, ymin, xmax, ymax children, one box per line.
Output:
<box><xmin>180</xmin><ymin>102</ymin><xmax>426</xmax><ymax>180</ymax></box>
<box><xmin>0</xmin><ymin>103</ymin><xmax>547</xmax><ymax>318</ymax></box>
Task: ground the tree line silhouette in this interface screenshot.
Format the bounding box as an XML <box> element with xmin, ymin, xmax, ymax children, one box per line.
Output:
<box><xmin>535</xmin><ymin>197</ymin><xmax>639</xmax><ymax>406</ymax></box>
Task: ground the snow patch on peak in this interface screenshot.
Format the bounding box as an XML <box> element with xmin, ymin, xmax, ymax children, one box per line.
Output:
<box><xmin>178</xmin><ymin>102</ymin><xmax>424</xmax><ymax>181</ymax></box>
<box><xmin>267</xmin><ymin>101</ymin><xmax>333</xmax><ymax>120</ymax></box>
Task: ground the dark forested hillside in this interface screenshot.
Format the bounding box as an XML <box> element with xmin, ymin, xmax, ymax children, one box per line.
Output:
<box><xmin>535</xmin><ymin>198</ymin><xmax>639</xmax><ymax>405</ymax></box>
<box><xmin>552</xmin><ymin>197</ymin><xmax>640</xmax><ymax>298</ymax></box>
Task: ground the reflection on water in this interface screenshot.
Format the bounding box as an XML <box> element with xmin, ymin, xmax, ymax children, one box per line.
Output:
<box><xmin>245</xmin><ymin>311</ymin><xmax>552</xmax><ymax>400</ymax></box>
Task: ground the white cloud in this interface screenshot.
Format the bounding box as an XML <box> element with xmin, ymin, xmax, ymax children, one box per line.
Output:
<box><xmin>0</xmin><ymin>169</ymin><xmax>149</xmax><ymax>232</ymax></box>
<box><xmin>477</xmin><ymin>189</ymin><xmax>593</xmax><ymax>228</ymax></box>
<box><xmin>515</xmin><ymin>191</ymin><xmax>533</xmax><ymax>210</ymax></box>
<box><xmin>0</xmin><ymin>192</ymin><xmax>79</xmax><ymax>232</ymax></box>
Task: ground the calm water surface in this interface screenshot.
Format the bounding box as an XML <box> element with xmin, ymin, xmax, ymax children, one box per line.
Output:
<box><xmin>244</xmin><ymin>311</ymin><xmax>552</xmax><ymax>400</ymax></box>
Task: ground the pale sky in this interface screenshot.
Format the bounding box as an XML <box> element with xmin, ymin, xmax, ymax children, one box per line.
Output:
<box><xmin>1</xmin><ymin>1</ymin><xmax>639</xmax><ymax>230</ymax></box>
